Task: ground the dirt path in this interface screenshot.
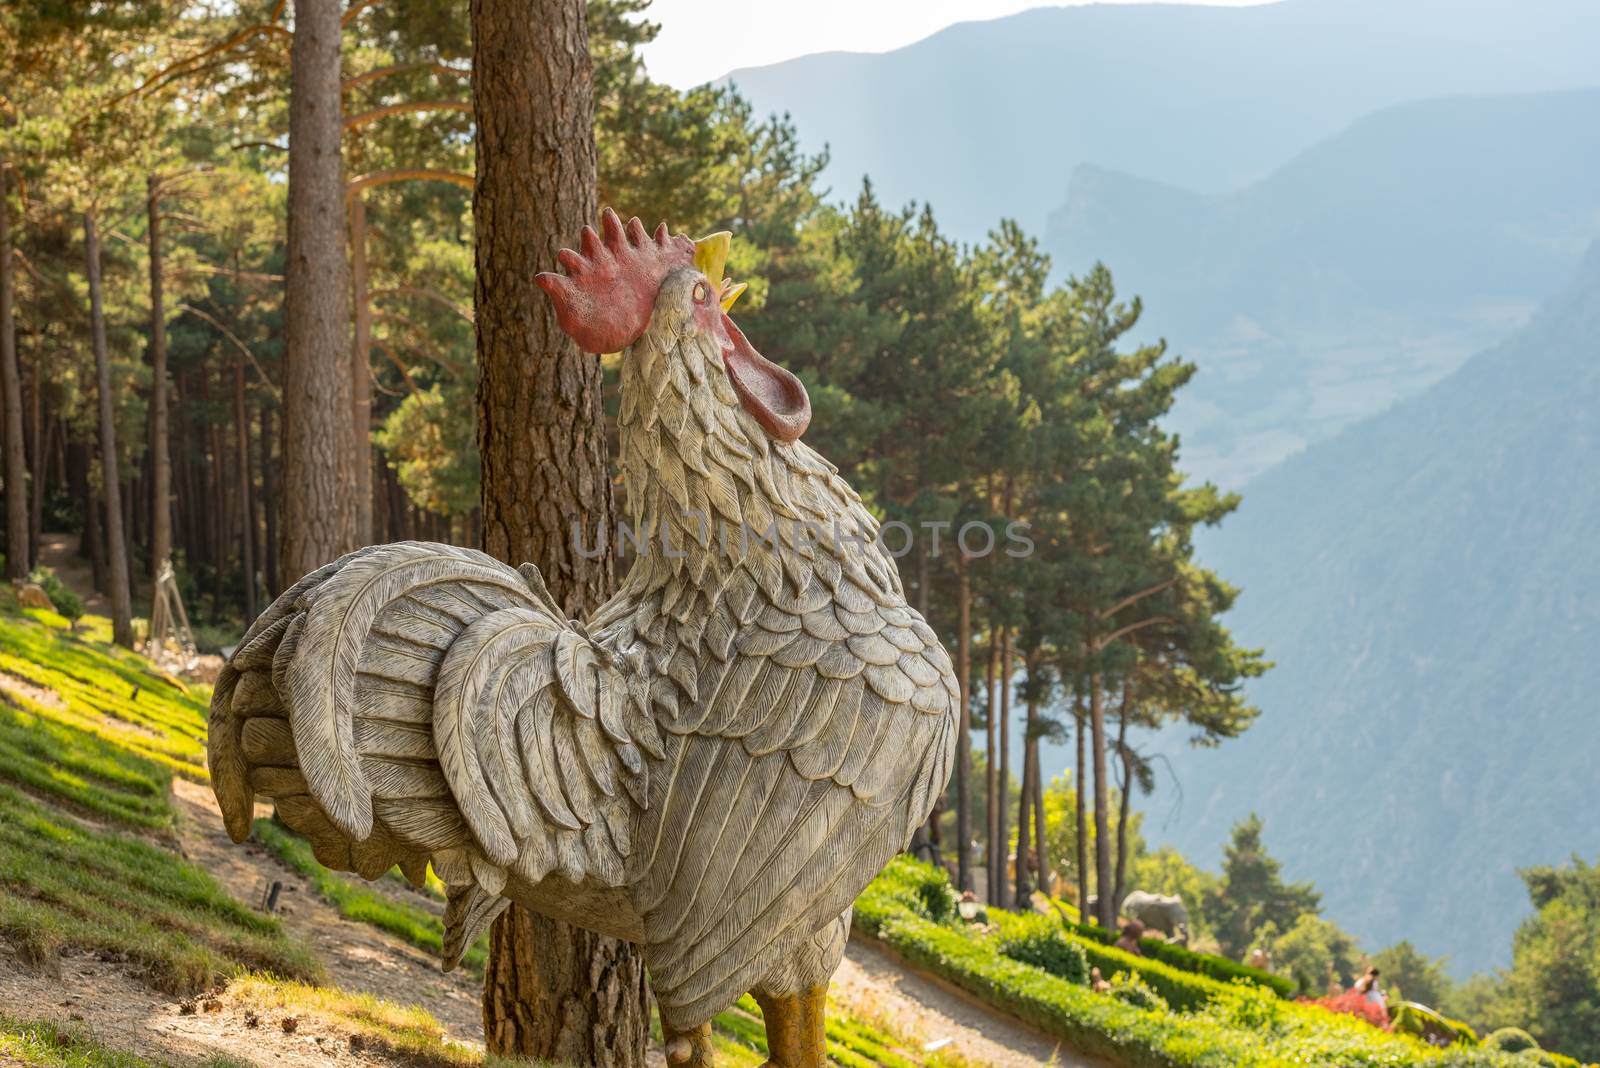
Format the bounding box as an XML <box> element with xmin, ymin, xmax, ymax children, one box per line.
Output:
<box><xmin>831</xmin><ymin>938</ymin><xmax>1111</xmax><ymax>1068</ymax></box>
<box><xmin>0</xmin><ymin>950</ymin><xmax>435</xmax><ymax>1068</ymax></box>
<box><xmin>35</xmin><ymin>532</ymin><xmax>108</xmax><ymax>614</ymax></box>
<box><xmin>170</xmin><ymin>778</ymin><xmax>486</xmax><ymax>1046</ymax></box>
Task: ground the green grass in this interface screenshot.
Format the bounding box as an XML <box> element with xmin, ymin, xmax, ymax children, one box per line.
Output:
<box><xmin>0</xmin><ymin>1012</ymin><xmax>252</xmax><ymax>1068</ymax></box>
<box><xmin>0</xmin><ymin>595</ymin><xmax>316</xmax><ymax>997</ymax></box>
<box><xmin>0</xmin><ymin>783</ymin><xmax>321</xmax><ymax>995</ymax></box>
<box><xmin>252</xmin><ymin>817</ymin><xmax>490</xmax><ymax>978</ymax></box>
<box><xmin>0</xmin><ymin>604</ymin><xmax>211</xmax><ymax>787</ymax></box>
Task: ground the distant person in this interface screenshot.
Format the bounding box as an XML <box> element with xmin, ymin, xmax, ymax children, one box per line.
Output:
<box><xmin>1353</xmin><ymin>967</ymin><xmax>1386</xmax><ymax>1008</ymax></box>
<box><xmin>1114</xmin><ymin>921</ymin><xmax>1146</xmax><ymax>956</ymax></box>
<box><xmin>1090</xmin><ymin>967</ymin><xmax>1112</xmax><ymax>994</ymax></box>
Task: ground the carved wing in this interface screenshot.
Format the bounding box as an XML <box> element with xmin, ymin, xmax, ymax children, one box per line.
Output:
<box><xmin>432</xmin><ymin>606</ymin><xmax>663</xmax><ymax>892</ymax></box>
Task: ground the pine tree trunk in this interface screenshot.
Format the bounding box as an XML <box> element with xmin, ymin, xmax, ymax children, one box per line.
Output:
<box><xmin>349</xmin><ymin>193</ymin><xmax>373</xmax><ymax>545</ymax></box>
<box><xmin>234</xmin><ymin>365</ymin><xmax>257</xmax><ymax>622</ymax></box>
<box><xmin>85</xmin><ymin>212</ymin><xmax>133</xmax><ymax>647</ymax></box>
<box><xmin>146</xmin><ymin>176</ymin><xmax>172</xmax><ymax>579</ymax></box>
<box><xmin>1031</xmin><ymin>722</ymin><xmax>1049</xmax><ymax>897</ymax></box>
<box><xmin>1113</xmin><ymin>708</ymin><xmax>1132</xmax><ymax>915</ymax></box>
<box><xmin>28</xmin><ymin>352</ymin><xmax>44</xmax><ymax>567</ymax></box>
<box><xmin>1014</xmin><ymin>708</ymin><xmax>1034</xmax><ymax>903</ymax></box>
<box><xmin>472</xmin><ymin>0</ymin><xmax>648</xmax><ymax>1061</ymax></box>
<box><xmin>260</xmin><ymin>400</ymin><xmax>279</xmax><ymax>596</ymax></box>
<box><xmin>1074</xmin><ymin>694</ymin><xmax>1089</xmax><ymax>923</ymax></box>
<box><xmin>998</xmin><ymin>628</ymin><xmax>1012</xmax><ymax>907</ymax></box>
<box><xmin>1</xmin><ymin>162</ymin><xmax>29</xmax><ymax>579</ymax></box>
<box><xmin>281</xmin><ymin>0</ymin><xmax>353</xmax><ymax>580</ymax></box>
<box><xmin>984</xmin><ymin>630</ymin><xmax>998</xmax><ymax>904</ymax></box>
<box><xmin>1090</xmin><ymin>666</ymin><xmax>1113</xmax><ymax>928</ymax></box>
<box><xmin>954</xmin><ymin>552</ymin><xmax>972</xmax><ymax>892</ymax></box>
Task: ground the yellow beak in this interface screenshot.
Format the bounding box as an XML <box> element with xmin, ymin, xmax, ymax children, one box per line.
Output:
<box><xmin>694</xmin><ymin>231</ymin><xmax>747</xmax><ymax>314</ymax></box>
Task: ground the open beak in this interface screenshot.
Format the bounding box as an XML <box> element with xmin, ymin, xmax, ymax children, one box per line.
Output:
<box><xmin>694</xmin><ymin>231</ymin><xmax>748</xmax><ymax>314</ymax></box>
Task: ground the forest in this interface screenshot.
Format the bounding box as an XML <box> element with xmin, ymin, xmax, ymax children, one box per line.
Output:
<box><xmin>3</xmin><ymin>2</ymin><xmax>1596</xmax><ymax>1067</ymax></box>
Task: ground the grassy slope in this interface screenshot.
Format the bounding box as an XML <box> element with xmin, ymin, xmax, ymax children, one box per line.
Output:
<box><xmin>0</xmin><ymin>593</ymin><xmax>319</xmax><ymax>994</ymax></box>
<box><xmin>0</xmin><ymin>591</ymin><xmax>525</xmax><ymax>1066</ymax></box>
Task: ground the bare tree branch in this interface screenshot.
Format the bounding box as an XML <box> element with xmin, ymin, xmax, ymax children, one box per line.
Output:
<box><xmin>344</xmin><ymin>62</ymin><xmax>470</xmax><ymax>92</ymax></box>
<box><xmin>1100</xmin><ymin>615</ymin><xmax>1172</xmax><ymax>649</ymax></box>
<box><xmin>1100</xmin><ymin>576</ymin><xmax>1178</xmax><ymax>621</ymax></box>
<box><xmin>345</xmin><ymin>168</ymin><xmax>472</xmax><ymax>197</ymax></box>
<box><xmin>369</xmin><ymin>284</ymin><xmax>474</xmax><ymax>323</ymax></box>
<box><xmin>173</xmin><ymin>303</ymin><xmax>279</xmax><ymax>397</ymax></box>
<box><xmin>343</xmin><ymin>0</ymin><xmax>385</xmax><ymax>25</ymax></box>
<box><xmin>344</xmin><ymin>100</ymin><xmax>471</xmax><ymax>132</ymax></box>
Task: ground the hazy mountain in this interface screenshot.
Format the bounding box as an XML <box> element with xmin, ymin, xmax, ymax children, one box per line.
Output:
<box><xmin>1043</xmin><ymin>88</ymin><xmax>1600</xmax><ymax>484</ymax></box>
<box><xmin>723</xmin><ymin>0</ymin><xmax>1600</xmax><ymax>244</ymax></box>
<box><xmin>1139</xmin><ymin>244</ymin><xmax>1600</xmax><ymax>976</ymax></box>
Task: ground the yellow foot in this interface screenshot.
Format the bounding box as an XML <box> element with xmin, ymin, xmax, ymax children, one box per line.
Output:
<box><xmin>753</xmin><ymin>986</ymin><xmax>827</xmax><ymax>1068</ymax></box>
<box><xmin>663</xmin><ymin>1020</ymin><xmax>714</xmax><ymax>1068</ymax></box>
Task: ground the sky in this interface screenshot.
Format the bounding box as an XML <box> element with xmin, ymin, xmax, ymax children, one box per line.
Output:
<box><xmin>638</xmin><ymin>0</ymin><xmax>1271</xmax><ymax>89</ymax></box>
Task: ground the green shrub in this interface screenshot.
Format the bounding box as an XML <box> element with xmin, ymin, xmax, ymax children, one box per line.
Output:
<box><xmin>1485</xmin><ymin>1028</ymin><xmax>1541</xmax><ymax>1053</ymax></box>
<box><xmin>995</xmin><ymin>909</ymin><xmax>1229</xmax><ymax>1013</ymax></box>
<box><xmin>26</xmin><ymin>567</ymin><xmax>82</xmax><ymax>623</ymax></box>
<box><xmin>998</xmin><ymin>919</ymin><xmax>1089</xmax><ymax>984</ymax></box>
<box><xmin>856</xmin><ymin>855</ymin><xmax>960</xmax><ymax>930</ymax></box>
<box><xmin>1137</xmin><ymin>937</ymin><xmax>1296</xmax><ymax>998</ymax></box>
<box><xmin>1109</xmin><ymin>972</ymin><xmax>1168</xmax><ymax>1013</ymax></box>
<box><xmin>1391</xmin><ymin>1001</ymin><xmax>1479</xmax><ymax>1047</ymax></box>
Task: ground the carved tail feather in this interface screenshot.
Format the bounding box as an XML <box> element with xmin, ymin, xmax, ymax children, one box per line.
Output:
<box><xmin>206</xmin><ymin>540</ymin><xmax>660</xmax><ymax>966</ymax></box>
<box><xmin>206</xmin><ymin>541</ymin><xmax>554</xmax><ymax>886</ymax></box>
<box><xmin>442</xmin><ymin>882</ymin><xmax>510</xmax><ymax>971</ymax></box>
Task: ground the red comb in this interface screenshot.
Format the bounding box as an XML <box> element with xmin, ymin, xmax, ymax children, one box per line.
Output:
<box><xmin>535</xmin><ymin>208</ymin><xmax>696</xmax><ymax>354</ymax></box>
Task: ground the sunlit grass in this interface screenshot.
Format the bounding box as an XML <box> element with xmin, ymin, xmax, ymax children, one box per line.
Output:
<box><xmin>252</xmin><ymin>817</ymin><xmax>489</xmax><ymax>978</ymax></box>
<box><xmin>0</xmin><ymin>599</ymin><xmax>211</xmax><ymax>787</ymax></box>
<box><xmin>0</xmin><ymin>782</ymin><xmax>320</xmax><ymax>996</ymax></box>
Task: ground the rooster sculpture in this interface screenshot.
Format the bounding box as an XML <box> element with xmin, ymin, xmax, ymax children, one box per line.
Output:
<box><xmin>207</xmin><ymin>210</ymin><xmax>958</xmax><ymax>1067</ymax></box>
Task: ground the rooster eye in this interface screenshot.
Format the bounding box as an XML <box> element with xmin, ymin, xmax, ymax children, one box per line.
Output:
<box><xmin>692</xmin><ymin>280</ymin><xmax>709</xmax><ymax>304</ymax></box>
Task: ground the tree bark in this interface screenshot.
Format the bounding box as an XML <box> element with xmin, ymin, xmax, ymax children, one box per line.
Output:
<box><xmin>984</xmin><ymin>628</ymin><xmax>998</xmax><ymax>904</ymax></box>
<box><xmin>85</xmin><ymin>212</ymin><xmax>133</xmax><ymax>647</ymax></box>
<box><xmin>349</xmin><ymin>193</ymin><xmax>373</xmax><ymax>545</ymax></box>
<box><xmin>954</xmin><ymin>551</ymin><xmax>972</xmax><ymax>892</ymax></box>
<box><xmin>281</xmin><ymin>0</ymin><xmax>353</xmax><ymax>581</ymax></box>
<box><xmin>1090</xmin><ymin>665</ymin><xmax>1113</xmax><ymax>928</ymax></box>
<box><xmin>472</xmin><ymin>0</ymin><xmax>648</xmax><ymax>1061</ymax></box>
<box><xmin>146</xmin><ymin>175</ymin><xmax>172</xmax><ymax>579</ymax></box>
<box><xmin>1</xmin><ymin>162</ymin><xmax>28</xmax><ymax>579</ymax></box>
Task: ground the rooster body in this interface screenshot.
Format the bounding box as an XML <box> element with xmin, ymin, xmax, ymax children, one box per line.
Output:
<box><xmin>208</xmin><ymin>215</ymin><xmax>957</xmax><ymax>1064</ymax></box>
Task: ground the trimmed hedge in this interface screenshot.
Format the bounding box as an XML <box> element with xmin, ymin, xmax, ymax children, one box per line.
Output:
<box><xmin>1058</xmin><ymin>912</ymin><xmax>1294</xmax><ymax>998</ymax></box>
<box><xmin>994</xmin><ymin>911</ymin><xmax>1229</xmax><ymax>1013</ymax></box>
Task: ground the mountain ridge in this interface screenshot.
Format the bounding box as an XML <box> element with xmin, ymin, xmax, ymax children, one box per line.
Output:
<box><xmin>1141</xmin><ymin>241</ymin><xmax>1600</xmax><ymax>975</ymax></box>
